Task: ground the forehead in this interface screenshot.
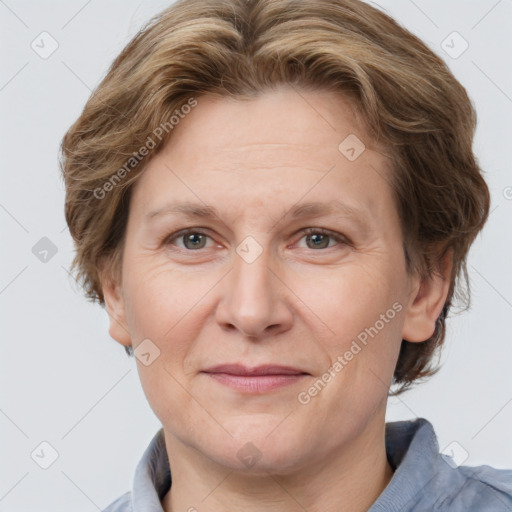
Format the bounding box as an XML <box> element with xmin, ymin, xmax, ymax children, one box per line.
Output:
<box><xmin>131</xmin><ymin>87</ymin><xmax>395</xmax><ymax>228</ymax></box>
<box><xmin>161</xmin><ymin>87</ymin><xmax>374</xmax><ymax>163</ymax></box>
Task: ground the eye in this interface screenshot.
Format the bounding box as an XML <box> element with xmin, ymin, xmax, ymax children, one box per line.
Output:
<box><xmin>164</xmin><ymin>229</ymin><xmax>214</xmax><ymax>250</ymax></box>
<box><xmin>297</xmin><ymin>228</ymin><xmax>347</xmax><ymax>250</ymax></box>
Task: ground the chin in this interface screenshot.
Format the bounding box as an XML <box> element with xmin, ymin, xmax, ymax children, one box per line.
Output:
<box><xmin>219</xmin><ymin>445</ymin><xmax>310</xmax><ymax>475</ymax></box>
<box><xmin>209</xmin><ymin>421</ymin><xmax>312</xmax><ymax>474</ymax></box>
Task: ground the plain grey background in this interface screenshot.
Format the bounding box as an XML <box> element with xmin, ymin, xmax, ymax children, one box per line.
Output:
<box><xmin>1</xmin><ymin>0</ymin><xmax>511</xmax><ymax>510</ymax></box>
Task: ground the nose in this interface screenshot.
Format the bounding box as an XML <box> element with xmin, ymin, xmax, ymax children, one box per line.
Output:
<box><xmin>215</xmin><ymin>245</ymin><xmax>294</xmax><ymax>340</ymax></box>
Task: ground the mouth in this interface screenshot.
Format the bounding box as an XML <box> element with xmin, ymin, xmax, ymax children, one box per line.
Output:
<box><xmin>201</xmin><ymin>364</ymin><xmax>310</xmax><ymax>393</ymax></box>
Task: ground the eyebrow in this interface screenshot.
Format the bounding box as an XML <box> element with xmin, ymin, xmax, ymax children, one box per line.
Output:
<box><xmin>145</xmin><ymin>200</ymin><xmax>370</xmax><ymax>230</ymax></box>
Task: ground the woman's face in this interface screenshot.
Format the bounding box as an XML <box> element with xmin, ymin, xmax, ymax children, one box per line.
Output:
<box><xmin>105</xmin><ymin>86</ymin><xmax>430</xmax><ymax>473</ymax></box>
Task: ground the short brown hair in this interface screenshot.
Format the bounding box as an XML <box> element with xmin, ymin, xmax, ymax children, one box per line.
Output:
<box><xmin>60</xmin><ymin>0</ymin><xmax>490</xmax><ymax>393</ymax></box>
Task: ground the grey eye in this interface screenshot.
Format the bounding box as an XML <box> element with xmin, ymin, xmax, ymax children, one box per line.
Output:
<box><xmin>182</xmin><ymin>233</ymin><xmax>208</xmax><ymax>250</ymax></box>
<box><xmin>305</xmin><ymin>233</ymin><xmax>331</xmax><ymax>249</ymax></box>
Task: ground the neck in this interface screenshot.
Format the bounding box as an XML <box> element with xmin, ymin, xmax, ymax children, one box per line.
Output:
<box><xmin>161</xmin><ymin>415</ymin><xmax>393</xmax><ymax>512</ymax></box>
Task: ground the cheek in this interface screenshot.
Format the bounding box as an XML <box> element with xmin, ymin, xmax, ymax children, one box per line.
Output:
<box><xmin>294</xmin><ymin>262</ymin><xmax>404</xmax><ymax>344</ymax></box>
<box><xmin>121</xmin><ymin>263</ymin><xmax>204</xmax><ymax>426</ymax></box>
<box><xmin>294</xmin><ymin>261</ymin><xmax>406</xmax><ymax>409</ymax></box>
<box><xmin>122</xmin><ymin>259</ymin><xmax>211</xmax><ymax>341</ymax></box>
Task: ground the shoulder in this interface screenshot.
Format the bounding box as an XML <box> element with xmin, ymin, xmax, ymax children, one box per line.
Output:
<box><xmin>102</xmin><ymin>491</ymin><xmax>132</xmax><ymax>512</ymax></box>
<box><xmin>433</xmin><ymin>463</ymin><xmax>512</xmax><ymax>511</ymax></box>
<box><xmin>379</xmin><ymin>418</ymin><xmax>512</xmax><ymax>511</ymax></box>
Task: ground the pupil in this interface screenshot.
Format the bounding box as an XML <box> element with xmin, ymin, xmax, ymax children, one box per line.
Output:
<box><xmin>308</xmin><ymin>234</ymin><xmax>328</xmax><ymax>248</ymax></box>
<box><xmin>185</xmin><ymin>233</ymin><xmax>205</xmax><ymax>249</ymax></box>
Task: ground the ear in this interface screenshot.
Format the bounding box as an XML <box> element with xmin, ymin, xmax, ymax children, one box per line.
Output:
<box><xmin>100</xmin><ymin>266</ymin><xmax>132</xmax><ymax>348</ymax></box>
<box><xmin>402</xmin><ymin>251</ymin><xmax>453</xmax><ymax>343</ymax></box>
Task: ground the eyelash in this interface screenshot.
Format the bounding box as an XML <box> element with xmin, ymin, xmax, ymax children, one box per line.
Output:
<box><xmin>162</xmin><ymin>227</ymin><xmax>350</xmax><ymax>252</ymax></box>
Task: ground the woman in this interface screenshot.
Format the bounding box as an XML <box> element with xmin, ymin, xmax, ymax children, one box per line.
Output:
<box><xmin>60</xmin><ymin>0</ymin><xmax>512</xmax><ymax>510</ymax></box>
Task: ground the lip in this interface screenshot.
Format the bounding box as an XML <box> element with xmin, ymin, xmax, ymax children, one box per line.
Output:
<box><xmin>202</xmin><ymin>364</ymin><xmax>309</xmax><ymax>393</ymax></box>
<box><xmin>203</xmin><ymin>364</ymin><xmax>308</xmax><ymax>376</ymax></box>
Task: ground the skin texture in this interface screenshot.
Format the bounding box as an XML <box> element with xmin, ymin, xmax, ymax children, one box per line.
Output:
<box><xmin>102</xmin><ymin>85</ymin><xmax>451</xmax><ymax>512</ymax></box>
